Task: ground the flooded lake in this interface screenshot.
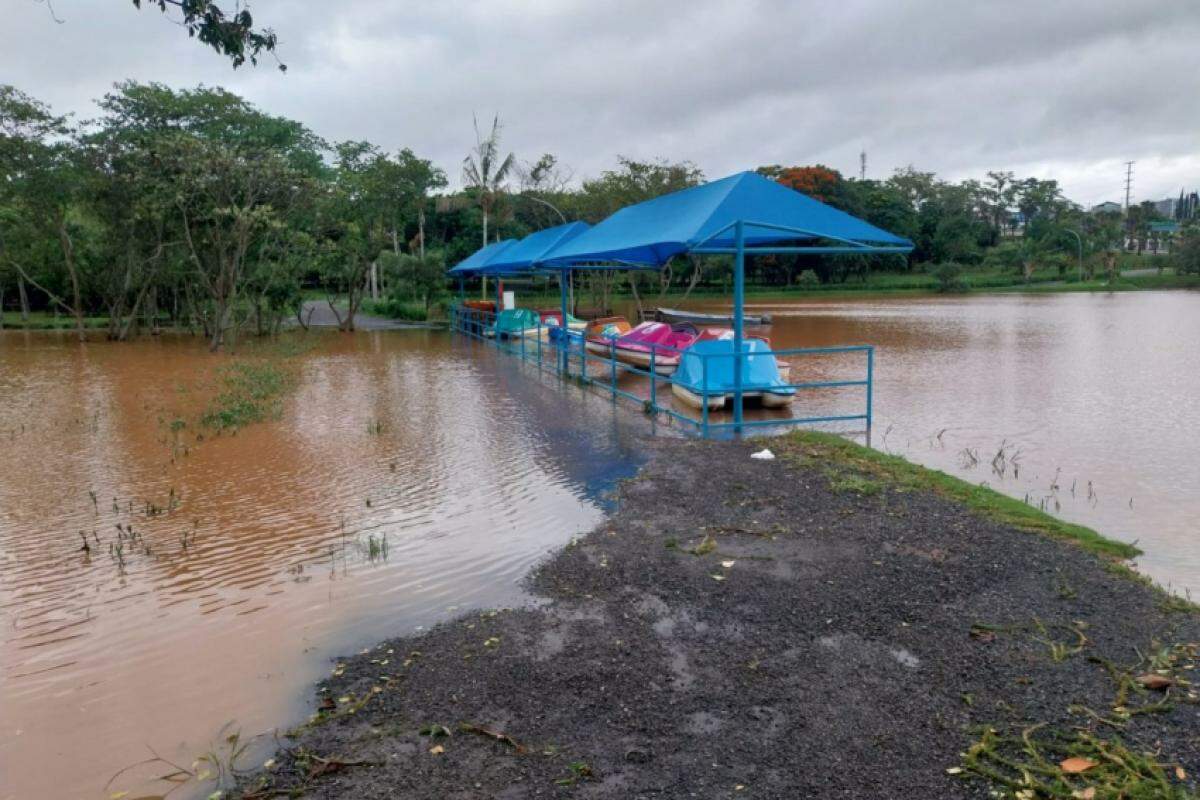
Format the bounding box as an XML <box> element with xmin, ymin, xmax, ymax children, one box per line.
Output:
<box><xmin>2</xmin><ymin>289</ymin><xmax>1198</xmax><ymax>798</ymax></box>
<box><xmin>0</xmin><ymin>331</ymin><xmax>646</xmax><ymax>800</ymax></box>
<box><xmin>692</xmin><ymin>290</ymin><xmax>1200</xmax><ymax>597</ymax></box>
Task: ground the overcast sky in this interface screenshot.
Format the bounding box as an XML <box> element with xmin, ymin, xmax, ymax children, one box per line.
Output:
<box><xmin>5</xmin><ymin>0</ymin><xmax>1198</xmax><ymax>207</ymax></box>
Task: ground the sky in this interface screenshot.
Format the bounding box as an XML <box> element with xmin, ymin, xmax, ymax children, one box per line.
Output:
<box><xmin>4</xmin><ymin>0</ymin><xmax>1199</xmax><ymax>208</ymax></box>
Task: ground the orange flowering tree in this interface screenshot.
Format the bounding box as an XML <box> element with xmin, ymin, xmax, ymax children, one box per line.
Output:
<box><xmin>757</xmin><ymin>164</ymin><xmax>845</xmax><ymax>205</ymax></box>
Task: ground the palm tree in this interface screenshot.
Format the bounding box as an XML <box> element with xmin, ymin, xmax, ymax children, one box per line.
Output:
<box><xmin>462</xmin><ymin>114</ymin><xmax>515</xmax><ymax>250</ymax></box>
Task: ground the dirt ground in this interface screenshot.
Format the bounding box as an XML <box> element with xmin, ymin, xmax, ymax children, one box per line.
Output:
<box><xmin>236</xmin><ymin>436</ymin><xmax>1200</xmax><ymax>799</ymax></box>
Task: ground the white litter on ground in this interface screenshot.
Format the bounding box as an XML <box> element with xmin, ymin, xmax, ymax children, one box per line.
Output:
<box><xmin>750</xmin><ymin>449</ymin><xmax>775</xmax><ymax>460</ymax></box>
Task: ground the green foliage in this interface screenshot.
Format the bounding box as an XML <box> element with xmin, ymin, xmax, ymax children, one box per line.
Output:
<box><xmin>132</xmin><ymin>0</ymin><xmax>285</xmax><ymax>71</ymax></box>
<box><xmin>1174</xmin><ymin>225</ymin><xmax>1200</xmax><ymax>275</ymax></box>
<box><xmin>200</xmin><ymin>360</ymin><xmax>292</xmax><ymax>430</ymax></box>
<box><xmin>796</xmin><ymin>269</ymin><xmax>819</xmax><ymax>287</ymax></box>
<box><xmin>932</xmin><ymin>262</ymin><xmax>968</xmax><ymax>293</ymax></box>
<box><xmin>380</xmin><ymin>250</ymin><xmax>448</xmax><ymax>311</ymax></box>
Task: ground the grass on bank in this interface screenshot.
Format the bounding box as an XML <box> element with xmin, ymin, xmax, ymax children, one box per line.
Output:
<box><xmin>781</xmin><ymin>430</ymin><xmax>1141</xmax><ymax>561</ymax></box>
<box><xmin>0</xmin><ymin>310</ymin><xmax>109</xmax><ymax>330</ymax></box>
<box><xmin>499</xmin><ymin>263</ymin><xmax>1196</xmax><ymax>308</ymax></box>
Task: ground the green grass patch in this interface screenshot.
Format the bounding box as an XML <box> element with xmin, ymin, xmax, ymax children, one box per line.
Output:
<box><xmin>0</xmin><ymin>311</ymin><xmax>109</xmax><ymax>330</ymax></box>
<box><xmin>200</xmin><ymin>360</ymin><xmax>294</xmax><ymax>431</ymax></box>
<box><xmin>362</xmin><ymin>298</ymin><xmax>442</xmax><ymax>322</ymax></box>
<box><xmin>781</xmin><ymin>431</ymin><xmax>1140</xmax><ymax>561</ymax></box>
<box><xmin>827</xmin><ymin>472</ymin><xmax>883</xmax><ymax>496</ymax></box>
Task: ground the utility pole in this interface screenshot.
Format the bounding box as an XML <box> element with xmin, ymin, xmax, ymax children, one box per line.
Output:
<box><xmin>859</xmin><ymin>149</ymin><xmax>867</xmax><ymax>181</ymax></box>
<box><xmin>1124</xmin><ymin>161</ymin><xmax>1135</xmax><ymax>212</ymax></box>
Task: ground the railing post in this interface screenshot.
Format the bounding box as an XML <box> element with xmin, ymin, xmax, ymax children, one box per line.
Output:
<box><xmin>732</xmin><ymin>219</ymin><xmax>745</xmax><ymax>432</ymax></box>
<box><xmin>649</xmin><ymin>344</ymin><xmax>657</xmax><ymax>411</ymax></box>
<box><xmin>866</xmin><ymin>345</ymin><xmax>874</xmax><ymax>430</ymax></box>
<box><xmin>537</xmin><ymin>317</ymin><xmax>542</xmax><ymax>366</ymax></box>
<box><xmin>559</xmin><ymin>268</ymin><xmax>570</xmax><ymax>377</ymax></box>
<box><xmin>610</xmin><ymin>344</ymin><xmax>617</xmax><ymax>399</ymax></box>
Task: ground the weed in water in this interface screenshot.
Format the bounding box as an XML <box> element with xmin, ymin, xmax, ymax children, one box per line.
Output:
<box><xmin>783</xmin><ymin>432</ymin><xmax>1139</xmax><ymax>561</ymax></box>
<box><xmin>200</xmin><ymin>361</ymin><xmax>294</xmax><ymax>431</ymax></box>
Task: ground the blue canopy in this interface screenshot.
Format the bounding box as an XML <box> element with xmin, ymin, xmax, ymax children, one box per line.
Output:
<box><xmin>448</xmin><ymin>239</ymin><xmax>519</xmax><ymax>276</ymax></box>
<box><xmin>538</xmin><ymin>171</ymin><xmax>912</xmax><ymax>269</ymax></box>
<box><xmin>478</xmin><ymin>222</ymin><xmax>590</xmax><ymax>276</ymax></box>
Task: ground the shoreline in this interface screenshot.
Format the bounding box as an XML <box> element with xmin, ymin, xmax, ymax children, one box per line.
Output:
<box><xmin>3</xmin><ymin>275</ymin><xmax>1196</xmax><ymax>331</ymax></box>
<box><xmin>233</xmin><ymin>432</ymin><xmax>1200</xmax><ymax>799</ymax></box>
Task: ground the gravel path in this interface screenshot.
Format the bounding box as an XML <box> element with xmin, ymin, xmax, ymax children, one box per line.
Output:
<box><xmin>236</xmin><ymin>436</ymin><xmax>1200</xmax><ymax>799</ymax></box>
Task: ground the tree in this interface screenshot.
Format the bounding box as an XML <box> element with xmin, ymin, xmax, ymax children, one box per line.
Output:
<box><xmin>131</xmin><ymin>0</ymin><xmax>285</xmax><ymax>70</ymax></box>
<box><xmin>462</xmin><ymin>115</ymin><xmax>515</xmax><ymax>249</ymax></box>
<box><xmin>381</xmin><ymin>251</ymin><xmax>448</xmax><ymax>312</ymax></box>
<box><xmin>380</xmin><ymin>148</ymin><xmax>446</xmax><ymax>259</ymax></box>
<box><xmin>982</xmin><ymin>171</ymin><xmax>1016</xmax><ymax>242</ymax></box>
<box><xmin>575</xmin><ymin>158</ymin><xmax>704</xmax><ymax>315</ymax></box>
<box><xmin>167</xmin><ymin>133</ymin><xmax>310</xmax><ymax>350</ymax></box>
<box><xmin>758</xmin><ymin>164</ymin><xmax>845</xmax><ymax>206</ymax></box>
<box><xmin>1173</xmin><ymin>223</ymin><xmax>1200</xmax><ymax>276</ymax></box>
<box><xmin>0</xmin><ymin>85</ymin><xmax>95</xmax><ymax>340</ymax></box>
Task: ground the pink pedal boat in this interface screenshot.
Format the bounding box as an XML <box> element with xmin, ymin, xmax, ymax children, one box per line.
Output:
<box><xmin>610</xmin><ymin>322</ymin><xmax>720</xmax><ymax>375</ymax></box>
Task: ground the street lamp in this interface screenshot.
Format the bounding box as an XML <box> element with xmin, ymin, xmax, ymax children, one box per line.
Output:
<box><xmin>519</xmin><ymin>193</ymin><xmax>567</xmax><ymax>224</ymax></box>
<box><xmin>516</xmin><ymin>193</ymin><xmax>571</xmax><ymax>308</ymax></box>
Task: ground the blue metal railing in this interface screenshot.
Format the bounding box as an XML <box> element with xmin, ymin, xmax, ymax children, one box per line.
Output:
<box><xmin>449</xmin><ymin>304</ymin><xmax>873</xmax><ymax>437</ymax></box>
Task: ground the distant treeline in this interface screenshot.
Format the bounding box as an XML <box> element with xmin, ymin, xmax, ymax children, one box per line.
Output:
<box><xmin>2</xmin><ymin>82</ymin><xmax>1196</xmax><ymax>344</ymax></box>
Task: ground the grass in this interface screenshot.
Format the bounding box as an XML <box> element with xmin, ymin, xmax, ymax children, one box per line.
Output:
<box><xmin>361</xmin><ymin>298</ymin><xmax>435</xmax><ymax>322</ymax></box>
<box><xmin>781</xmin><ymin>430</ymin><xmax>1140</xmax><ymax>561</ymax></box>
<box><xmin>199</xmin><ymin>357</ymin><xmax>295</xmax><ymax>431</ymax></box>
<box><xmin>955</xmin><ymin>640</ymin><xmax>1200</xmax><ymax>798</ymax></box>
<box><xmin>957</xmin><ymin>724</ymin><xmax>1195</xmax><ymax>799</ymax></box>
<box><xmin>0</xmin><ymin>311</ymin><xmax>109</xmax><ymax>330</ymax></box>
<box><xmin>503</xmin><ymin>262</ymin><xmax>1195</xmax><ymax>308</ymax></box>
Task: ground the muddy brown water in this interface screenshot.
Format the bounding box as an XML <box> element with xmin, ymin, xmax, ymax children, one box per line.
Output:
<box><xmin>3</xmin><ymin>289</ymin><xmax>1199</xmax><ymax>797</ymax></box>
<box><xmin>633</xmin><ymin>290</ymin><xmax>1200</xmax><ymax>597</ymax></box>
<box><xmin>0</xmin><ymin>330</ymin><xmax>647</xmax><ymax>800</ymax></box>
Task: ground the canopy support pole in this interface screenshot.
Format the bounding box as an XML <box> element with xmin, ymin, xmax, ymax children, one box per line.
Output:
<box><xmin>559</xmin><ymin>268</ymin><xmax>570</xmax><ymax>375</ymax></box>
<box><xmin>733</xmin><ymin>219</ymin><xmax>745</xmax><ymax>430</ymax></box>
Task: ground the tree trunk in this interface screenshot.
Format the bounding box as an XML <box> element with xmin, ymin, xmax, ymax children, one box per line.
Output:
<box><xmin>17</xmin><ymin>276</ymin><xmax>29</xmax><ymax>321</ymax></box>
<box><xmin>0</xmin><ymin>281</ymin><xmax>5</xmax><ymax>330</ymax></box>
<box><xmin>629</xmin><ymin>273</ymin><xmax>645</xmax><ymax>321</ymax></box>
<box><xmin>57</xmin><ymin>217</ymin><xmax>86</xmax><ymax>343</ymax></box>
<box><xmin>418</xmin><ymin>208</ymin><xmax>426</xmax><ymax>260</ymax></box>
<box><xmin>210</xmin><ymin>297</ymin><xmax>232</xmax><ymax>352</ymax></box>
<box><xmin>481</xmin><ymin>207</ymin><xmax>489</xmax><ymax>300</ymax></box>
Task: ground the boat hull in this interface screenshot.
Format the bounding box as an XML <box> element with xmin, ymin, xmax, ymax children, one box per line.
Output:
<box><xmin>613</xmin><ymin>346</ymin><xmax>680</xmax><ymax>375</ymax></box>
<box><xmin>671</xmin><ymin>383</ymin><xmax>795</xmax><ymax>410</ymax></box>
<box><xmin>656</xmin><ymin>307</ymin><xmax>772</xmax><ymax>326</ymax></box>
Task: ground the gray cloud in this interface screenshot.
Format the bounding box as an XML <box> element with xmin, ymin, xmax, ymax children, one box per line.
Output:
<box><xmin>5</xmin><ymin>0</ymin><xmax>1198</xmax><ymax>206</ymax></box>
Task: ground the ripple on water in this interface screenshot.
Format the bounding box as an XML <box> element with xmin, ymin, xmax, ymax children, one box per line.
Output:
<box><xmin>0</xmin><ymin>330</ymin><xmax>647</xmax><ymax>800</ymax></box>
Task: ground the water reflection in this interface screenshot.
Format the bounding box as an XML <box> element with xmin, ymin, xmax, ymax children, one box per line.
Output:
<box><xmin>0</xmin><ymin>330</ymin><xmax>647</xmax><ymax>800</ymax></box>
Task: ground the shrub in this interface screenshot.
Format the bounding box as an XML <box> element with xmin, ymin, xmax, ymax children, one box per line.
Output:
<box><xmin>1175</xmin><ymin>226</ymin><xmax>1200</xmax><ymax>276</ymax></box>
<box><xmin>796</xmin><ymin>269</ymin><xmax>820</xmax><ymax>288</ymax></box>
<box><xmin>932</xmin><ymin>262</ymin><xmax>968</xmax><ymax>293</ymax></box>
<box><xmin>373</xmin><ymin>299</ymin><xmax>428</xmax><ymax>321</ymax></box>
